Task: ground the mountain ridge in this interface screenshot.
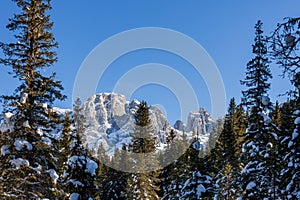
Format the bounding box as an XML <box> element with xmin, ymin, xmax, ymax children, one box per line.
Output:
<box><xmin>80</xmin><ymin>93</ymin><xmax>216</xmax><ymax>156</ymax></box>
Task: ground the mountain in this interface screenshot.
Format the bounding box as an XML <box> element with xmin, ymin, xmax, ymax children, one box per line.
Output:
<box><xmin>80</xmin><ymin>93</ymin><xmax>217</xmax><ymax>156</ymax></box>
<box><xmin>0</xmin><ymin>92</ymin><xmax>218</xmax><ymax>157</ymax></box>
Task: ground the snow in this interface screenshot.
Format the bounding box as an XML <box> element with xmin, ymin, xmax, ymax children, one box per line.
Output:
<box><xmin>20</xmin><ymin>92</ymin><xmax>28</xmax><ymax>104</ymax></box>
<box><xmin>288</xmin><ymin>141</ymin><xmax>294</xmax><ymax>148</ymax></box>
<box><xmin>10</xmin><ymin>158</ymin><xmax>29</xmax><ymax>169</ymax></box>
<box><xmin>292</xmin><ymin>130</ymin><xmax>298</xmax><ymax>140</ymax></box>
<box><xmin>48</xmin><ymin>169</ymin><xmax>59</xmax><ymax>184</ymax></box>
<box><xmin>246</xmin><ymin>182</ymin><xmax>256</xmax><ymax>190</ymax></box>
<box><xmin>69</xmin><ymin>193</ymin><xmax>80</xmax><ymax>200</ymax></box>
<box><xmin>259</xmin><ymin>111</ymin><xmax>271</xmax><ymax>124</ymax></box>
<box><xmin>23</xmin><ymin>120</ymin><xmax>30</xmax><ymax>128</ymax></box>
<box><xmin>68</xmin><ymin>155</ymin><xmax>85</xmax><ymax>168</ymax></box>
<box><xmin>85</xmin><ymin>158</ymin><xmax>98</xmax><ymax>176</ymax></box>
<box><xmin>42</xmin><ymin>103</ymin><xmax>48</xmax><ymax>109</ymax></box>
<box><xmin>41</xmin><ymin>137</ymin><xmax>52</xmax><ymax>146</ymax></box>
<box><xmin>293</xmin><ymin>110</ymin><xmax>300</xmax><ymax>115</ymax></box>
<box><xmin>70</xmin><ymin>179</ymin><xmax>84</xmax><ymax>187</ymax></box>
<box><xmin>37</xmin><ymin>127</ymin><xmax>43</xmax><ymax>136</ymax></box>
<box><xmin>81</xmin><ymin>93</ymin><xmax>215</xmax><ymax>158</ymax></box>
<box><xmin>0</xmin><ymin>123</ymin><xmax>10</xmax><ymax>132</ymax></box>
<box><xmin>3</xmin><ymin>112</ymin><xmax>14</xmax><ymax>121</ymax></box>
<box><xmin>1</xmin><ymin>112</ymin><xmax>14</xmax><ymax>132</ymax></box>
<box><xmin>261</xmin><ymin>96</ymin><xmax>270</xmax><ymax>106</ymax></box>
<box><xmin>294</xmin><ymin>117</ymin><xmax>300</xmax><ymax>125</ymax></box>
<box><xmin>14</xmin><ymin>138</ymin><xmax>32</xmax><ymax>151</ymax></box>
<box><xmin>196</xmin><ymin>184</ymin><xmax>206</xmax><ymax>198</ymax></box>
<box><xmin>266</xmin><ymin>142</ymin><xmax>273</xmax><ymax>149</ymax></box>
<box><xmin>1</xmin><ymin>145</ymin><xmax>10</xmax><ymax>156</ymax></box>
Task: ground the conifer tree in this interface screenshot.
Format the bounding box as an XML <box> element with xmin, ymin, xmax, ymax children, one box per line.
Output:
<box><xmin>101</xmin><ymin>146</ymin><xmax>129</xmax><ymax>200</ymax></box>
<box><xmin>270</xmin><ymin>17</ymin><xmax>300</xmax><ymax>89</ymax></box>
<box><xmin>212</xmin><ymin>98</ymin><xmax>243</xmax><ymax>199</ymax></box>
<box><xmin>55</xmin><ymin>113</ymin><xmax>73</xmax><ymax>196</ymax></box>
<box><xmin>270</xmin><ymin>17</ymin><xmax>300</xmax><ymax>199</ymax></box>
<box><xmin>0</xmin><ymin>0</ymin><xmax>65</xmax><ymax>198</ymax></box>
<box><xmin>272</xmin><ymin>101</ymin><xmax>281</xmax><ymax>128</ymax></box>
<box><xmin>160</xmin><ymin>132</ymin><xmax>190</xmax><ymax>199</ymax></box>
<box><xmin>62</xmin><ymin>98</ymin><xmax>99</xmax><ymax>199</ymax></box>
<box><xmin>240</xmin><ymin>20</ymin><xmax>280</xmax><ymax>199</ymax></box>
<box><xmin>180</xmin><ymin>142</ymin><xmax>213</xmax><ymax>199</ymax></box>
<box><xmin>125</xmin><ymin>101</ymin><xmax>161</xmax><ymax>199</ymax></box>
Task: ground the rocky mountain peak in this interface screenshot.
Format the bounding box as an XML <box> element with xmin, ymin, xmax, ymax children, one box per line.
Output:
<box><xmin>80</xmin><ymin>93</ymin><xmax>216</xmax><ymax>155</ymax></box>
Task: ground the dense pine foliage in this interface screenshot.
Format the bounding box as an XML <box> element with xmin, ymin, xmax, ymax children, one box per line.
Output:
<box><xmin>0</xmin><ymin>0</ymin><xmax>299</xmax><ymax>199</ymax></box>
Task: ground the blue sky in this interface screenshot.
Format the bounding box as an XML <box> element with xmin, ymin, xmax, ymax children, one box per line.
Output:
<box><xmin>0</xmin><ymin>1</ymin><xmax>299</xmax><ymax>124</ymax></box>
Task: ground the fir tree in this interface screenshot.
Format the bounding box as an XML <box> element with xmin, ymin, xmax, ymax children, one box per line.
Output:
<box><xmin>270</xmin><ymin>17</ymin><xmax>300</xmax><ymax>88</ymax></box>
<box><xmin>240</xmin><ymin>20</ymin><xmax>280</xmax><ymax>199</ymax></box>
<box><xmin>270</xmin><ymin>17</ymin><xmax>300</xmax><ymax>199</ymax></box>
<box><xmin>0</xmin><ymin>0</ymin><xmax>65</xmax><ymax>198</ymax></box>
<box><xmin>180</xmin><ymin>142</ymin><xmax>213</xmax><ymax>200</ymax></box>
<box><xmin>212</xmin><ymin>98</ymin><xmax>243</xmax><ymax>199</ymax></box>
<box><xmin>125</xmin><ymin>101</ymin><xmax>161</xmax><ymax>199</ymax></box>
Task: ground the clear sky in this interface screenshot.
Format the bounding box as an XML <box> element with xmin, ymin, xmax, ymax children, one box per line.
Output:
<box><xmin>0</xmin><ymin>1</ymin><xmax>299</xmax><ymax>124</ymax></box>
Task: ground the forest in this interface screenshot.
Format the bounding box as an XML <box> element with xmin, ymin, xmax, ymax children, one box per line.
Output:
<box><xmin>0</xmin><ymin>0</ymin><xmax>299</xmax><ymax>199</ymax></box>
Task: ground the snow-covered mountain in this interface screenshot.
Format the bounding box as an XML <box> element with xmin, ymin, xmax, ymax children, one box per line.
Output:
<box><xmin>80</xmin><ymin>93</ymin><xmax>216</xmax><ymax>156</ymax></box>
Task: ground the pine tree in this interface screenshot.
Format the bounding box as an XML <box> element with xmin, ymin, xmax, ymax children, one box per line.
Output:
<box><xmin>0</xmin><ymin>0</ymin><xmax>65</xmax><ymax>198</ymax></box>
<box><xmin>125</xmin><ymin>101</ymin><xmax>161</xmax><ymax>199</ymax></box>
<box><xmin>166</xmin><ymin>129</ymin><xmax>176</xmax><ymax>144</ymax></box>
<box><xmin>240</xmin><ymin>20</ymin><xmax>281</xmax><ymax>199</ymax></box>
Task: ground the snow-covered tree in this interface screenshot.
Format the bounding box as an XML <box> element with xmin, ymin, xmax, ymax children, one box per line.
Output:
<box><xmin>240</xmin><ymin>20</ymin><xmax>281</xmax><ymax>199</ymax></box>
<box><xmin>0</xmin><ymin>0</ymin><xmax>65</xmax><ymax>198</ymax></box>
<box><xmin>270</xmin><ymin>17</ymin><xmax>300</xmax><ymax>199</ymax></box>
<box><xmin>180</xmin><ymin>143</ymin><xmax>213</xmax><ymax>200</ymax></box>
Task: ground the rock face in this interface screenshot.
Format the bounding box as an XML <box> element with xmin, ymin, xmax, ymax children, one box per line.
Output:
<box><xmin>81</xmin><ymin>93</ymin><xmax>216</xmax><ymax>155</ymax></box>
<box><xmin>185</xmin><ymin>108</ymin><xmax>213</xmax><ymax>135</ymax></box>
<box><xmin>174</xmin><ymin>120</ymin><xmax>185</xmax><ymax>131</ymax></box>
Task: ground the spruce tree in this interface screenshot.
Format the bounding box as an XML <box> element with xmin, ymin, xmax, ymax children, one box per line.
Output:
<box><xmin>270</xmin><ymin>17</ymin><xmax>300</xmax><ymax>199</ymax></box>
<box><xmin>212</xmin><ymin>98</ymin><xmax>243</xmax><ymax>199</ymax></box>
<box><xmin>0</xmin><ymin>0</ymin><xmax>65</xmax><ymax>198</ymax></box>
<box><xmin>180</xmin><ymin>142</ymin><xmax>213</xmax><ymax>199</ymax></box>
<box><xmin>270</xmin><ymin>17</ymin><xmax>300</xmax><ymax>87</ymax></box>
<box><xmin>125</xmin><ymin>101</ymin><xmax>161</xmax><ymax>199</ymax></box>
<box><xmin>240</xmin><ymin>20</ymin><xmax>280</xmax><ymax>199</ymax></box>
